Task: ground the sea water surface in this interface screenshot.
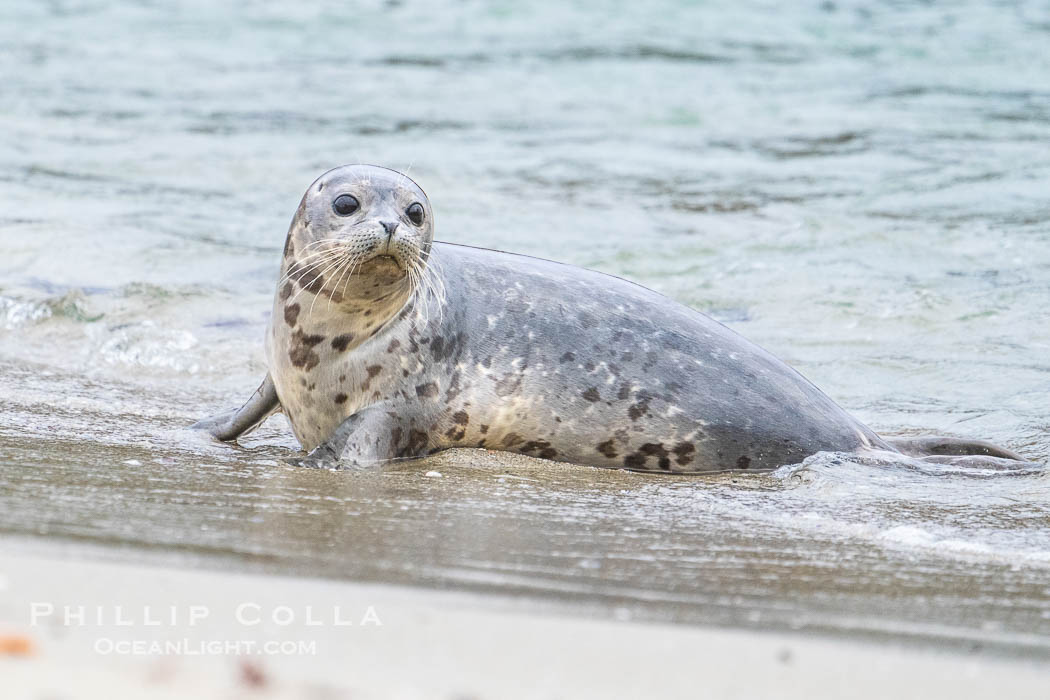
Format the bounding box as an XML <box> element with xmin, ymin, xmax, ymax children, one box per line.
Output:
<box><xmin>2</xmin><ymin>0</ymin><xmax>1050</xmax><ymax>654</ymax></box>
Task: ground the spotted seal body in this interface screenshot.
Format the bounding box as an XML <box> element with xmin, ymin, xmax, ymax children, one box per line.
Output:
<box><xmin>193</xmin><ymin>165</ymin><xmax>1024</xmax><ymax>471</ymax></box>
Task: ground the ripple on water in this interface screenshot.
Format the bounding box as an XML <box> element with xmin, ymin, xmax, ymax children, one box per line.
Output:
<box><xmin>768</xmin><ymin>452</ymin><xmax>1050</xmax><ymax>569</ymax></box>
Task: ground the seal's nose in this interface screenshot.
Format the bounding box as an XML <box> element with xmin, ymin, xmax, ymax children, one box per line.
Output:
<box><xmin>381</xmin><ymin>221</ymin><xmax>399</xmax><ymax>237</ymax></box>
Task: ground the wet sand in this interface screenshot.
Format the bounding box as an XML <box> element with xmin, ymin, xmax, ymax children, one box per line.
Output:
<box><xmin>3</xmin><ymin>549</ymin><xmax>1050</xmax><ymax>700</ymax></box>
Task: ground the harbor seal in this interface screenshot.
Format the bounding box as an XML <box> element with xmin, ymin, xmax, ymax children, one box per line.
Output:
<box><xmin>192</xmin><ymin>165</ymin><xmax>1025</xmax><ymax>471</ymax></box>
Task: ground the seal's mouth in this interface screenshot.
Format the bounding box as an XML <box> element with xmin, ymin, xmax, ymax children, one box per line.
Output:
<box><xmin>374</xmin><ymin>254</ymin><xmax>401</xmax><ymax>269</ymax></box>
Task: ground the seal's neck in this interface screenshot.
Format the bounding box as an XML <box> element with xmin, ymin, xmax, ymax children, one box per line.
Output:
<box><xmin>277</xmin><ymin>265</ymin><xmax>415</xmax><ymax>349</ymax></box>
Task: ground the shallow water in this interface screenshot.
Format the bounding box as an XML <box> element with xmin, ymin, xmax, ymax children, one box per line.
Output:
<box><xmin>2</xmin><ymin>0</ymin><xmax>1050</xmax><ymax>654</ymax></box>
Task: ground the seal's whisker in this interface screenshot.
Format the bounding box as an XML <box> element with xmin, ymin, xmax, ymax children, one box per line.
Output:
<box><xmin>278</xmin><ymin>243</ymin><xmax>345</xmax><ymax>277</ymax></box>
<box><xmin>279</xmin><ymin>250</ymin><xmax>345</xmax><ymax>290</ymax></box>
<box><xmin>336</xmin><ymin>257</ymin><xmax>360</xmax><ymax>306</ymax></box>
<box><xmin>333</xmin><ymin>250</ymin><xmax>367</xmax><ymax>299</ymax></box>
<box><xmin>306</xmin><ymin>254</ymin><xmax>358</xmax><ymax>317</ymax></box>
<box><xmin>280</xmin><ymin>251</ymin><xmax>342</xmax><ymax>290</ymax></box>
<box><xmin>277</xmin><ymin>252</ymin><xmax>343</xmax><ymax>287</ymax></box>
<box><xmin>405</xmin><ymin>261</ymin><xmax>427</xmax><ymax>324</ymax></box>
<box><xmin>412</xmin><ymin>254</ymin><xmax>445</xmax><ymax>324</ymax></box>
<box><xmin>286</xmin><ymin>252</ymin><xmax>349</xmax><ymax>306</ymax></box>
<box><xmin>299</xmin><ymin>237</ymin><xmax>349</xmax><ymax>253</ymax></box>
<box><xmin>409</xmin><ymin>255</ymin><xmax>442</xmax><ymax>325</ymax></box>
<box><xmin>425</xmin><ymin>255</ymin><xmax>447</xmax><ymax>306</ymax></box>
<box><xmin>325</xmin><ymin>254</ymin><xmax>356</xmax><ymax>313</ymax></box>
<box><xmin>406</xmin><ymin>258</ymin><xmax>426</xmax><ymax>321</ymax></box>
<box><xmin>396</xmin><ymin>160</ymin><xmax>415</xmax><ymax>190</ymax></box>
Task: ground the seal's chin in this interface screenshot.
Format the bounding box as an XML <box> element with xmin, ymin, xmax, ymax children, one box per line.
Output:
<box><xmin>357</xmin><ymin>253</ymin><xmax>407</xmax><ymax>281</ymax></box>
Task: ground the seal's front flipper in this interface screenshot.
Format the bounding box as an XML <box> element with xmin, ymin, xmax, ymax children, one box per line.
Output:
<box><xmin>191</xmin><ymin>374</ymin><xmax>281</xmax><ymax>442</ymax></box>
<box><xmin>887</xmin><ymin>436</ymin><xmax>1025</xmax><ymax>461</ymax></box>
<box><xmin>294</xmin><ymin>404</ymin><xmax>423</xmax><ymax>470</ymax></box>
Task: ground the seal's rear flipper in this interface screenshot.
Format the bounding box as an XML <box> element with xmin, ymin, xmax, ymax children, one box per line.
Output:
<box><xmin>190</xmin><ymin>374</ymin><xmax>281</xmax><ymax>442</ymax></box>
<box><xmin>886</xmin><ymin>436</ymin><xmax>1024</xmax><ymax>461</ymax></box>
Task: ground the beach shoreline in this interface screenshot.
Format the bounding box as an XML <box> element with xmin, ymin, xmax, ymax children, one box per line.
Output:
<box><xmin>2</xmin><ymin>548</ymin><xmax>1049</xmax><ymax>699</ymax></box>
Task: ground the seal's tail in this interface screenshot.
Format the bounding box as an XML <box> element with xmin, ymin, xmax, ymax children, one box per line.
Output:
<box><xmin>886</xmin><ymin>436</ymin><xmax>1025</xmax><ymax>461</ymax></box>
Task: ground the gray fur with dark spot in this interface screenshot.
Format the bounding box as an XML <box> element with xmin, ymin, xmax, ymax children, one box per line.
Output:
<box><xmin>193</xmin><ymin>165</ymin><xmax>1026</xmax><ymax>471</ymax></box>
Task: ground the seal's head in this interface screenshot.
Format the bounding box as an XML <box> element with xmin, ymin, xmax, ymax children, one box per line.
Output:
<box><xmin>282</xmin><ymin>164</ymin><xmax>434</xmax><ymax>306</ymax></box>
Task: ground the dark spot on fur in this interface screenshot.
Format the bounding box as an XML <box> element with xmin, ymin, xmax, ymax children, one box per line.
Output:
<box><xmin>560</xmin><ymin>351</ymin><xmax>575</xmax><ymax>363</ymax></box>
<box><xmin>280</xmin><ymin>282</ymin><xmax>293</xmax><ymax>301</ymax></box>
<box><xmin>283</xmin><ymin>236</ymin><xmax>294</xmax><ymax>258</ymax></box>
<box><xmin>624</xmin><ymin>453</ymin><xmax>647</xmax><ymax>469</ymax></box>
<box><xmin>416</xmin><ymin>382</ymin><xmax>439</xmax><ymax>398</ymax></box>
<box><xmin>623</xmin><ymin>443</ymin><xmax>670</xmax><ymax>471</ymax></box>
<box><xmin>334</xmin><ymin>393</ymin><xmax>348</xmax><ymax>404</ymax></box>
<box><xmin>428</xmin><ymin>332</ymin><xmax>465</xmax><ymax>364</ymax></box>
<box><xmin>673</xmin><ymin>442</ymin><xmax>696</xmax><ymax>466</ymax></box>
<box><xmin>495</xmin><ymin>373</ymin><xmax>522</xmax><ymax>397</ymax></box>
<box><xmin>288</xmin><ymin>329</ymin><xmax>325</xmax><ymax>371</ymax></box>
<box><xmin>331</xmin><ymin>334</ymin><xmax>355</xmax><ymax>352</ymax></box>
<box><xmin>283</xmin><ymin>303</ymin><xmax>300</xmax><ymax>327</ymax></box>
<box><xmin>617</xmin><ymin>383</ymin><xmax>631</xmax><ymax>400</ymax></box>
<box><xmin>584</xmin><ymin>361</ymin><xmax>595</xmax><ymax>372</ymax></box>
<box><xmin>597</xmin><ymin>440</ymin><xmax>618</xmax><ymax>458</ymax></box>
<box><xmin>387</xmin><ymin>339</ymin><xmax>401</xmax><ymax>353</ymax></box>
<box><xmin>297</xmin><ymin>266</ymin><xmax>325</xmax><ymax>294</ymax></box>
<box><xmin>520</xmin><ymin>440</ymin><xmax>551</xmax><ymax>455</ymax></box>
<box><xmin>501</xmin><ymin>432</ymin><xmax>523</xmax><ymax>448</ymax></box>
<box><xmin>360</xmin><ymin>364</ymin><xmax>384</xmax><ymax>392</ymax></box>
<box><xmin>480</xmin><ymin>424</ymin><xmax>489</xmax><ymax>434</ymax></box>
<box><xmin>628</xmin><ymin>395</ymin><xmax>651</xmax><ymax>421</ymax></box>
<box><xmin>520</xmin><ymin>441</ymin><xmax>558</xmax><ymax>460</ymax></box>
<box><xmin>736</xmin><ymin>455</ymin><xmax>752</xmax><ymax>470</ymax></box>
<box><xmin>452</xmin><ymin>411</ymin><xmax>469</xmax><ymax>425</ymax></box>
<box><xmin>445</xmin><ymin>370</ymin><xmax>463</xmax><ymax>402</ymax></box>
<box><xmin>404</xmin><ymin>429</ymin><xmax>428</xmax><ymax>455</ymax></box>
<box><xmin>582</xmin><ymin>387</ymin><xmax>601</xmax><ymax>402</ymax></box>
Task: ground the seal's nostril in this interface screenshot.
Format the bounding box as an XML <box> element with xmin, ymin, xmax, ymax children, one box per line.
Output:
<box><xmin>381</xmin><ymin>221</ymin><xmax>399</xmax><ymax>237</ymax></box>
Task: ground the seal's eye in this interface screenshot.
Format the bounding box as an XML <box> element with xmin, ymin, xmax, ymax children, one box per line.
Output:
<box><xmin>406</xmin><ymin>202</ymin><xmax>425</xmax><ymax>226</ymax></box>
<box><xmin>332</xmin><ymin>194</ymin><xmax>359</xmax><ymax>216</ymax></box>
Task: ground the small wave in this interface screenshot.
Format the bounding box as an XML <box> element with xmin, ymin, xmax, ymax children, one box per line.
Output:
<box><xmin>0</xmin><ymin>295</ymin><xmax>52</xmax><ymax>329</ymax></box>
<box><xmin>0</xmin><ymin>291</ymin><xmax>104</xmax><ymax>330</ymax></box>
<box><xmin>768</xmin><ymin>451</ymin><xmax>1050</xmax><ymax>568</ymax></box>
<box><xmin>94</xmin><ymin>321</ymin><xmax>201</xmax><ymax>373</ymax></box>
